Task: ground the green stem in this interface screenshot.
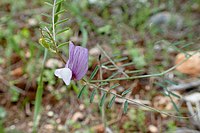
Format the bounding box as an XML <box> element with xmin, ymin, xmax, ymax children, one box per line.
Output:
<box><xmin>97</xmin><ymin>44</ymin><xmax>129</xmax><ymax>77</ymax></box>
<box><xmin>52</xmin><ymin>0</ymin><xmax>57</xmax><ymax>42</ymax></box>
<box><xmin>45</xmin><ymin>27</ymin><xmax>66</xmax><ymax>64</ymax></box>
<box><xmin>90</xmin><ymin>50</ymin><xmax>200</xmax><ymax>83</ymax></box>
<box><xmin>99</xmin><ymin>60</ymin><xmax>107</xmax><ymax>131</ymax></box>
<box><xmin>33</xmin><ymin>49</ymin><xmax>48</xmax><ymax>133</ymax></box>
<box><xmin>87</xmin><ymin>82</ymin><xmax>196</xmax><ymax>119</ymax></box>
<box><xmin>51</xmin><ymin>0</ymin><xmax>66</xmax><ymax>64</ymax></box>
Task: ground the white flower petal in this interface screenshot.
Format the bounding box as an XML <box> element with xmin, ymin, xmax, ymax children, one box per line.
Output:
<box><xmin>54</xmin><ymin>68</ymin><xmax>63</xmax><ymax>78</ymax></box>
<box><xmin>54</xmin><ymin>68</ymin><xmax>72</xmax><ymax>85</ymax></box>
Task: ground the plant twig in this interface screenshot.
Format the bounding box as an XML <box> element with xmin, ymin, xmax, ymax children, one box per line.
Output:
<box><xmin>97</xmin><ymin>44</ymin><xmax>129</xmax><ymax>78</ymax></box>
<box><xmin>99</xmin><ymin>56</ymin><xmax>107</xmax><ymax>131</ymax></box>
<box><xmin>44</xmin><ymin>25</ymin><xmax>66</xmax><ymax>64</ymax></box>
<box><xmin>52</xmin><ymin>0</ymin><xmax>56</xmax><ymax>43</ymax></box>
<box><xmin>91</xmin><ymin>50</ymin><xmax>200</xmax><ymax>83</ymax></box>
<box><xmin>85</xmin><ymin>82</ymin><xmax>197</xmax><ymax>119</ymax></box>
<box><xmin>168</xmin><ymin>80</ymin><xmax>200</xmax><ymax>91</ymax></box>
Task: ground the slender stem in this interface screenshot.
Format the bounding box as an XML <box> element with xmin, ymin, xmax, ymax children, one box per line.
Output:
<box><xmin>33</xmin><ymin>49</ymin><xmax>48</xmax><ymax>132</ymax></box>
<box><xmin>90</xmin><ymin>50</ymin><xmax>200</xmax><ymax>83</ymax></box>
<box><xmin>57</xmin><ymin>51</ymin><xmax>66</xmax><ymax>64</ymax></box>
<box><xmin>51</xmin><ymin>0</ymin><xmax>66</xmax><ymax>64</ymax></box>
<box><xmin>99</xmin><ymin>57</ymin><xmax>107</xmax><ymax>131</ymax></box>
<box><xmin>86</xmin><ymin>82</ymin><xmax>196</xmax><ymax>119</ymax></box>
<box><xmin>52</xmin><ymin>0</ymin><xmax>56</xmax><ymax>43</ymax></box>
<box><xmin>44</xmin><ymin>9</ymin><xmax>66</xmax><ymax>64</ymax></box>
<box><xmin>97</xmin><ymin>44</ymin><xmax>129</xmax><ymax>78</ymax></box>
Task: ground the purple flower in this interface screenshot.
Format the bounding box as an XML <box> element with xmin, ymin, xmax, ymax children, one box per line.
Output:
<box><xmin>54</xmin><ymin>41</ymin><xmax>88</xmax><ymax>85</ymax></box>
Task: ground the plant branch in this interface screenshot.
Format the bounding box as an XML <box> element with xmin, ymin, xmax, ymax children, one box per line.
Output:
<box><xmin>90</xmin><ymin>50</ymin><xmax>200</xmax><ymax>83</ymax></box>
<box><xmin>44</xmin><ymin>27</ymin><xmax>66</xmax><ymax>64</ymax></box>
<box><xmin>52</xmin><ymin>0</ymin><xmax>56</xmax><ymax>42</ymax></box>
<box><xmin>85</xmin><ymin>82</ymin><xmax>197</xmax><ymax>119</ymax></box>
<box><xmin>48</xmin><ymin>0</ymin><xmax>66</xmax><ymax>64</ymax></box>
<box><xmin>99</xmin><ymin>56</ymin><xmax>107</xmax><ymax>131</ymax></box>
<box><xmin>97</xmin><ymin>44</ymin><xmax>129</xmax><ymax>78</ymax></box>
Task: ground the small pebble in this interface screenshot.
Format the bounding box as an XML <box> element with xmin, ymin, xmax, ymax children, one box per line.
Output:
<box><xmin>28</xmin><ymin>18</ymin><xmax>37</xmax><ymax>26</ymax></box>
<box><xmin>148</xmin><ymin>125</ymin><xmax>158</xmax><ymax>133</ymax></box>
<box><xmin>47</xmin><ymin>111</ymin><xmax>54</xmax><ymax>117</ymax></box>
<box><xmin>79</xmin><ymin>104</ymin><xmax>85</xmax><ymax>111</ymax></box>
<box><xmin>46</xmin><ymin>105</ymin><xmax>52</xmax><ymax>110</ymax></box>
<box><xmin>72</xmin><ymin>112</ymin><xmax>84</xmax><ymax>122</ymax></box>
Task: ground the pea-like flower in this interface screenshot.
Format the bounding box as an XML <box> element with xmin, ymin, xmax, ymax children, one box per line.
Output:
<box><xmin>54</xmin><ymin>41</ymin><xmax>88</xmax><ymax>85</ymax></box>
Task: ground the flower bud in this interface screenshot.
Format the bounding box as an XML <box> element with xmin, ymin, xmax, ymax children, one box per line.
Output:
<box><xmin>39</xmin><ymin>38</ymin><xmax>50</xmax><ymax>49</ymax></box>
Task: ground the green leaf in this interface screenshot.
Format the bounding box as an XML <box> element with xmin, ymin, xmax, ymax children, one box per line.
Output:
<box><xmin>99</xmin><ymin>92</ymin><xmax>107</xmax><ymax>107</ymax></box>
<box><xmin>39</xmin><ymin>38</ymin><xmax>50</xmax><ymax>49</ymax></box>
<box><xmin>98</xmin><ymin>82</ymin><xmax>109</xmax><ymax>87</ymax></box>
<box><xmin>33</xmin><ymin>49</ymin><xmax>48</xmax><ymax>133</ymax></box>
<box><xmin>113</xmin><ymin>57</ymin><xmax>128</xmax><ymax>62</ymax></box>
<box><xmin>90</xmin><ymin>89</ymin><xmax>97</xmax><ymax>103</ymax></box>
<box><xmin>155</xmin><ymin>82</ymin><xmax>165</xmax><ymax>88</ymax></box>
<box><xmin>180</xmin><ymin>42</ymin><xmax>193</xmax><ymax>49</ymax></box>
<box><xmin>160</xmin><ymin>91</ymin><xmax>168</xmax><ymax>97</ymax></box>
<box><xmin>164</xmin><ymin>79</ymin><xmax>178</xmax><ymax>86</ymax></box>
<box><xmin>169</xmin><ymin>91</ymin><xmax>181</xmax><ymax>99</ymax></box>
<box><xmin>89</xmin><ymin>65</ymin><xmax>99</xmax><ymax>80</ymax></box>
<box><xmin>56</xmin><ymin>28</ymin><xmax>69</xmax><ymax>35</ymax></box>
<box><xmin>125</xmin><ymin>69</ymin><xmax>144</xmax><ymax>74</ymax></box>
<box><xmin>44</xmin><ymin>1</ymin><xmax>53</xmax><ymax>7</ymax></box>
<box><xmin>121</xmin><ymin>88</ymin><xmax>132</xmax><ymax>96</ymax></box>
<box><xmin>110</xmin><ymin>83</ymin><xmax>120</xmax><ymax>90</ymax></box>
<box><xmin>54</xmin><ymin>9</ymin><xmax>66</xmax><ymax>16</ymax></box>
<box><xmin>155</xmin><ymin>82</ymin><xmax>169</xmax><ymax>94</ymax></box>
<box><xmin>39</xmin><ymin>22</ymin><xmax>51</xmax><ymax>27</ymax></box>
<box><xmin>102</xmin><ymin>61</ymin><xmax>110</xmax><ymax>66</ymax></box>
<box><xmin>57</xmin><ymin>42</ymin><xmax>69</xmax><ymax>48</ymax></box>
<box><xmin>42</xmin><ymin>13</ymin><xmax>51</xmax><ymax>18</ymax></box>
<box><xmin>121</xmin><ymin>62</ymin><xmax>135</xmax><ymax>67</ymax></box>
<box><xmin>155</xmin><ymin>82</ymin><xmax>178</xmax><ymax>98</ymax></box>
<box><xmin>123</xmin><ymin>100</ymin><xmax>128</xmax><ymax>114</ymax></box>
<box><xmin>56</xmin><ymin>0</ymin><xmax>64</xmax><ymax>5</ymax></box>
<box><xmin>55</xmin><ymin>18</ymin><xmax>69</xmax><ymax>26</ymax></box>
<box><xmin>169</xmin><ymin>96</ymin><xmax>180</xmax><ymax>114</ymax></box>
<box><xmin>54</xmin><ymin>2</ymin><xmax>62</xmax><ymax>23</ymax></box>
<box><xmin>107</xmin><ymin>71</ymin><xmax>119</xmax><ymax>79</ymax></box>
<box><xmin>78</xmin><ymin>85</ymin><xmax>86</xmax><ymax>99</ymax></box>
<box><xmin>172</xmin><ymin>40</ymin><xmax>185</xmax><ymax>46</ymax></box>
<box><xmin>108</xmin><ymin>95</ymin><xmax>116</xmax><ymax>108</ymax></box>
